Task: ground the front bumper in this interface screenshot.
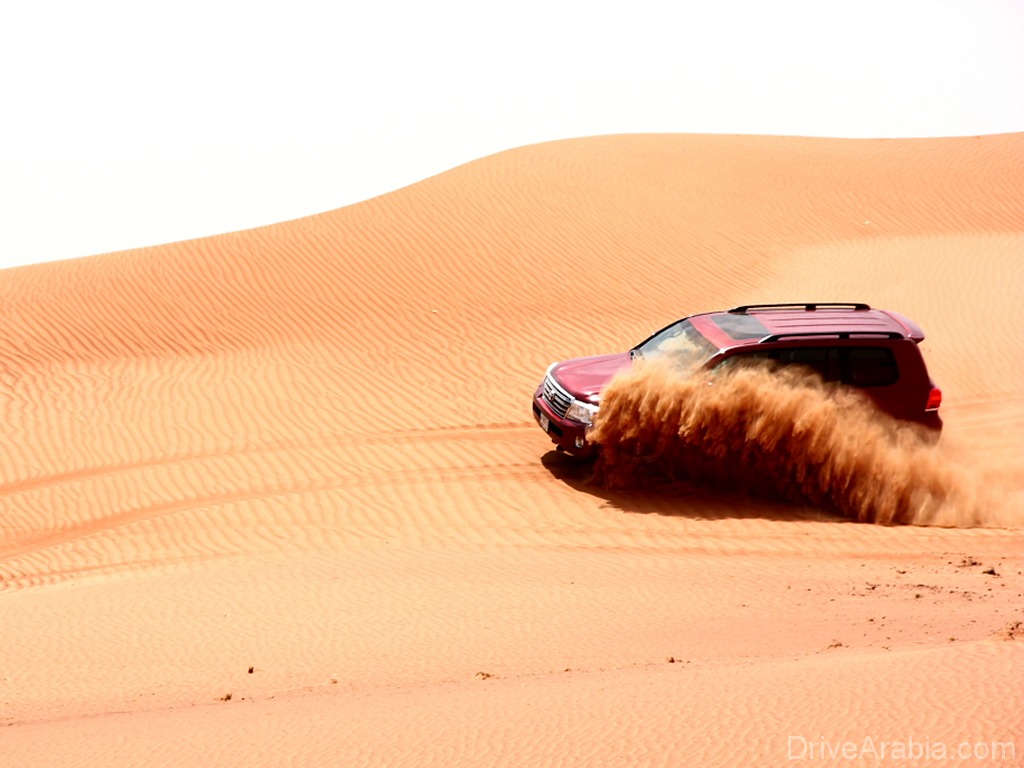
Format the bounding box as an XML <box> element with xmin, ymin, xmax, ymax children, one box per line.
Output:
<box><xmin>532</xmin><ymin>383</ymin><xmax>597</xmax><ymax>457</ymax></box>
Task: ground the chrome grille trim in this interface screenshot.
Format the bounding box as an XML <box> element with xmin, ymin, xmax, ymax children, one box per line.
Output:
<box><xmin>541</xmin><ymin>374</ymin><xmax>573</xmax><ymax>418</ymax></box>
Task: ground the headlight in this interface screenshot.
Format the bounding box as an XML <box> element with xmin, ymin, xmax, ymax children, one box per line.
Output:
<box><xmin>565</xmin><ymin>400</ymin><xmax>599</xmax><ymax>425</ymax></box>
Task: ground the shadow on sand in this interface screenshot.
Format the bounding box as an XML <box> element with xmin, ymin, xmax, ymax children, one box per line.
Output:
<box><xmin>539</xmin><ymin>450</ymin><xmax>845</xmax><ymax>524</ymax></box>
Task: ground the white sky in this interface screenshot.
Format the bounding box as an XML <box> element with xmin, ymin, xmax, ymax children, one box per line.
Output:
<box><xmin>1</xmin><ymin>0</ymin><xmax>1022</xmax><ymax>269</ymax></box>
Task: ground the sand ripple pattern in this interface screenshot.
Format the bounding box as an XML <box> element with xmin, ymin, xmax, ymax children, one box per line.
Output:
<box><xmin>0</xmin><ymin>135</ymin><xmax>1022</xmax><ymax>763</ymax></box>
<box><xmin>1</xmin><ymin>134</ymin><xmax>1022</xmax><ymax>584</ymax></box>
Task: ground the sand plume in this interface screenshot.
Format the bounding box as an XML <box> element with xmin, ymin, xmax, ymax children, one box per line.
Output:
<box><xmin>590</xmin><ymin>361</ymin><xmax>1017</xmax><ymax>527</ymax></box>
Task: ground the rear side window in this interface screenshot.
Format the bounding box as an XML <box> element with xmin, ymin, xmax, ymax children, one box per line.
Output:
<box><xmin>722</xmin><ymin>346</ymin><xmax>899</xmax><ymax>387</ymax></box>
<box><xmin>846</xmin><ymin>347</ymin><xmax>899</xmax><ymax>386</ymax></box>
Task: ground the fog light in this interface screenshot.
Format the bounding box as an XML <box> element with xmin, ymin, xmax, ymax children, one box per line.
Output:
<box><xmin>575</xmin><ymin>436</ymin><xmax>586</xmax><ymax>449</ymax></box>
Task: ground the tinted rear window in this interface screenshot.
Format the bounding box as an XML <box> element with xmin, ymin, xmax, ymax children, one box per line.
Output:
<box><xmin>723</xmin><ymin>346</ymin><xmax>899</xmax><ymax>387</ymax></box>
<box><xmin>846</xmin><ymin>347</ymin><xmax>899</xmax><ymax>386</ymax></box>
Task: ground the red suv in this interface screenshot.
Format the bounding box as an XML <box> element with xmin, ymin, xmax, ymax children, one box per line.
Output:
<box><xmin>532</xmin><ymin>303</ymin><xmax>943</xmax><ymax>456</ymax></box>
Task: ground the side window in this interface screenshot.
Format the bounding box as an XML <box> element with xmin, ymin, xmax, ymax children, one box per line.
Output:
<box><xmin>846</xmin><ymin>347</ymin><xmax>898</xmax><ymax>387</ymax></box>
<box><xmin>776</xmin><ymin>347</ymin><xmax>841</xmax><ymax>383</ymax></box>
<box><xmin>717</xmin><ymin>346</ymin><xmax>898</xmax><ymax>387</ymax></box>
<box><xmin>714</xmin><ymin>351</ymin><xmax>770</xmax><ymax>372</ymax></box>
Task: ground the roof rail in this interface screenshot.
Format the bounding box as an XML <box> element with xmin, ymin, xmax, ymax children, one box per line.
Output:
<box><xmin>760</xmin><ymin>331</ymin><xmax>904</xmax><ymax>343</ymax></box>
<box><xmin>729</xmin><ymin>302</ymin><xmax>871</xmax><ymax>313</ymax></box>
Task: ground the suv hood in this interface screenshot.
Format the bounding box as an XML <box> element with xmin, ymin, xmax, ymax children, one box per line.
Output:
<box><xmin>551</xmin><ymin>353</ymin><xmax>631</xmax><ymax>403</ymax></box>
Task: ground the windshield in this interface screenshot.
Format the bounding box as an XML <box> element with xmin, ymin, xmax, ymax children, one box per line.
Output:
<box><xmin>633</xmin><ymin>319</ymin><xmax>717</xmax><ymax>371</ymax></box>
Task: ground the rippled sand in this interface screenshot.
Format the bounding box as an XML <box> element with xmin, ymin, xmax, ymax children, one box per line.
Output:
<box><xmin>2</xmin><ymin>133</ymin><xmax>1022</xmax><ymax>766</ymax></box>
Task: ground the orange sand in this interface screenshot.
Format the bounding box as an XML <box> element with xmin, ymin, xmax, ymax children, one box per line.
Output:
<box><xmin>1</xmin><ymin>134</ymin><xmax>1022</xmax><ymax>766</ymax></box>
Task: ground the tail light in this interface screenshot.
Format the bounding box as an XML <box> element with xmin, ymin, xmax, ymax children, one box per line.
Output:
<box><xmin>925</xmin><ymin>386</ymin><xmax>942</xmax><ymax>412</ymax></box>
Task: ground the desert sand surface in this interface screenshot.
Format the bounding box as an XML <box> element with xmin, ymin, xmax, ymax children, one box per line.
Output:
<box><xmin>1</xmin><ymin>133</ymin><xmax>1022</xmax><ymax>767</ymax></box>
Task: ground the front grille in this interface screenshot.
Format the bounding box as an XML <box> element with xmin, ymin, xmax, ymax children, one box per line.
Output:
<box><xmin>542</xmin><ymin>374</ymin><xmax>573</xmax><ymax>418</ymax></box>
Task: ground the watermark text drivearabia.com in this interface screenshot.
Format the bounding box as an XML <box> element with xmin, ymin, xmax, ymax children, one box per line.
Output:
<box><xmin>788</xmin><ymin>735</ymin><xmax>1017</xmax><ymax>762</ymax></box>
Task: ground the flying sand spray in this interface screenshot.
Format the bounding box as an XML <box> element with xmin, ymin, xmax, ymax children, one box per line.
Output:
<box><xmin>589</xmin><ymin>360</ymin><xmax>1016</xmax><ymax>527</ymax></box>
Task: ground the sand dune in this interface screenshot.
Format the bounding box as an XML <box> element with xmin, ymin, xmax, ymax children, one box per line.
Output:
<box><xmin>1</xmin><ymin>133</ymin><xmax>1022</xmax><ymax>766</ymax></box>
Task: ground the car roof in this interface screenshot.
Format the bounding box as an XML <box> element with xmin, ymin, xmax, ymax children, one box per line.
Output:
<box><xmin>690</xmin><ymin>303</ymin><xmax>925</xmax><ymax>349</ymax></box>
